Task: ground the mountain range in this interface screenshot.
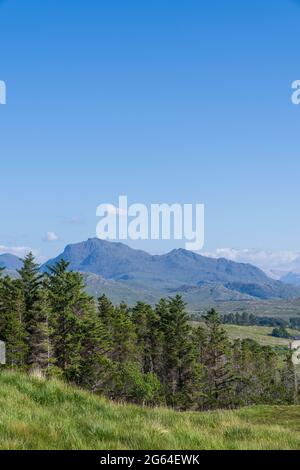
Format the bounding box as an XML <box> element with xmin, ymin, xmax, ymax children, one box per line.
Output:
<box><xmin>2</xmin><ymin>238</ymin><xmax>300</xmax><ymax>310</ymax></box>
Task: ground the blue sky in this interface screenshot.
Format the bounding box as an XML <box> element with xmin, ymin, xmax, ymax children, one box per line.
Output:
<box><xmin>1</xmin><ymin>0</ymin><xmax>300</xmax><ymax>270</ymax></box>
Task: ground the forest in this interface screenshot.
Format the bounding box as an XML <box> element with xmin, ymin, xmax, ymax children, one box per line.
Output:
<box><xmin>0</xmin><ymin>253</ymin><xmax>298</xmax><ymax>411</ymax></box>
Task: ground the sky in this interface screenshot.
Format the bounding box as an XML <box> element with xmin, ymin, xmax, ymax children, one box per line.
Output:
<box><xmin>1</xmin><ymin>0</ymin><xmax>300</xmax><ymax>272</ymax></box>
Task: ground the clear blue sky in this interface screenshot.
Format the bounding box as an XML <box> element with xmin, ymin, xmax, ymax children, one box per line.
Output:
<box><xmin>0</xmin><ymin>0</ymin><xmax>300</xmax><ymax>261</ymax></box>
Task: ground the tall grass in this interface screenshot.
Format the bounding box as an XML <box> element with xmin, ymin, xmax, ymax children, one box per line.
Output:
<box><xmin>0</xmin><ymin>370</ymin><xmax>299</xmax><ymax>450</ymax></box>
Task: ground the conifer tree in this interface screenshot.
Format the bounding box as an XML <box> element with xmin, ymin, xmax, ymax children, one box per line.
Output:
<box><xmin>157</xmin><ymin>295</ymin><xmax>201</xmax><ymax>409</ymax></box>
<box><xmin>18</xmin><ymin>253</ymin><xmax>43</xmax><ymax>316</ymax></box>
<box><xmin>109</xmin><ymin>303</ymin><xmax>137</xmax><ymax>364</ymax></box>
<box><xmin>281</xmin><ymin>351</ymin><xmax>298</xmax><ymax>405</ymax></box>
<box><xmin>0</xmin><ymin>276</ymin><xmax>27</xmax><ymax>367</ymax></box>
<box><xmin>131</xmin><ymin>302</ymin><xmax>163</xmax><ymax>374</ymax></box>
<box><xmin>79</xmin><ymin>300</ymin><xmax>112</xmax><ymax>391</ymax></box>
<box><xmin>27</xmin><ymin>286</ymin><xmax>54</xmax><ymax>374</ymax></box>
<box><xmin>201</xmin><ymin>309</ymin><xmax>235</xmax><ymax>409</ymax></box>
<box><xmin>46</xmin><ymin>260</ymin><xmax>85</xmax><ymax>381</ymax></box>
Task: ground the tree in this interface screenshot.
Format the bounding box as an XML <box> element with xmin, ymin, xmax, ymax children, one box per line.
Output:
<box><xmin>131</xmin><ymin>302</ymin><xmax>163</xmax><ymax>374</ymax></box>
<box><xmin>108</xmin><ymin>303</ymin><xmax>138</xmax><ymax>365</ymax></box>
<box><xmin>271</xmin><ymin>326</ymin><xmax>291</xmax><ymax>339</ymax></box>
<box><xmin>26</xmin><ymin>286</ymin><xmax>54</xmax><ymax>374</ymax></box>
<box><xmin>281</xmin><ymin>351</ymin><xmax>298</xmax><ymax>405</ymax></box>
<box><xmin>78</xmin><ymin>300</ymin><xmax>112</xmax><ymax>391</ymax></box>
<box><xmin>201</xmin><ymin>309</ymin><xmax>235</xmax><ymax>409</ymax></box>
<box><xmin>18</xmin><ymin>253</ymin><xmax>43</xmax><ymax>315</ymax></box>
<box><xmin>157</xmin><ymin>295</ymin><xmax>201</xmax><ymax>409</ymax></box>
<box><xmin>46</xmin><ymin>260</ymin><xmax>86</xmax><ymax>381</ymax></box>
<box><xmin>0</xmin><ymin>276</ymin><xmax>27</xmax><ymax>367</ymax></box>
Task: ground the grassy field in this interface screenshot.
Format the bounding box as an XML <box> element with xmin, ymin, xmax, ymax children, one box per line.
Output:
<box><xmin>191</xmin><ymin>322</ymin><xmax>299</xmax><ymax>348</ymax></box>
<box><xmin>0</xmin><ymin>370</ymin><xmax>300</xmax><ymax>450</ymax></box>
<box><xmin>223</xmin><ymin>324</ymin><xmax>299</xmax><ymax>347</ymax></box>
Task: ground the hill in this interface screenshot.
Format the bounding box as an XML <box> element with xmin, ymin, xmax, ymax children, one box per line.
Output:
<box><xmin>0</xmin><ymin>253</ymin><xmax>22</xmax><ymax>271</ymax></box>
<box><xmin>43</xmin><ymin>239</ymin><xmax>300</xmax><ymax>305</ymax></box>
<box><xmin>281</xmin><ymin>272</ymin><xmax>300</xmax><ymax>286</ymax></box>
<box><xmin>0</xmin><ymin>371</ymin><xmax>300</xmax><ymax>450</ymax></box>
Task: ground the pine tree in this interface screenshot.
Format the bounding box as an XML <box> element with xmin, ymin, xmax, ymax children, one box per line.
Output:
<box><xmin>46</xmin><ymin>260</ymin><xmax>85</xmax><ymax>381</ymax></box>
<box><xmin>98</xmin><ymin>294</ymin><xmax>114</xmax><ymax>327</ymax></box>
<box><xmin>157</xmin><ymin>295</ymin><xmax>201</xmax><ymax>409</ymax></box>
<box><xmin>27</xmin><ymin>286</ymin><xmax>54</xmax><ymax>374</ymax></box>
<box><xmin>131</xmin><ymin>302</ymin><xmax>163</xmax><ymax>374</ymax></box>
<box><xmin>18</xmin><ymin>252</ymin><xmax>43</xmax><ymax>315</ymax></box>
<box><xmin>201</xmin><ymin>309</ymin><xmax>235</xmax><ymax>409</ymax></box>
<box><xmin>79</xmin><ymin>300</ymin><xmax>112</xmax><ymax>391</ymax></box>
<box><xmin>282</xmin><ymin>351</ymin><xmax>298</xmax><ymax>404</ymax></box>
<box><xmin>0</xmin><ymin>276</ymin><xmax>27</xmax><ymax>367</ymax></box>
<box><xmin>109</xmin><ymin>303</ymin><xmax>137</xmax><ymax>364</ymax></box>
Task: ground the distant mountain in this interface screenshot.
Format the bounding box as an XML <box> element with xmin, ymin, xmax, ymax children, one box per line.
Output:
<box><xmin>0</xmin><ymin>253</ymin><xmax>23</xmax><ymax>271</ymax></box>
<box><xmin>43</xmin><ymin>238</ymin><xmax>300</xmax><ymax>305</ymax></box>
<box><xmin>281</xmin><ymin>272</ymin><xmax>300</xmax><ymax>286</ymax></box>
<box><xmin>44</xmin><ymin>238</ymin><xmax>271</xmax><ymax>284</ymax></box>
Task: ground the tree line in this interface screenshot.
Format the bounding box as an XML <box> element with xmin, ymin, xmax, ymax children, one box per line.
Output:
<box><xmin>0</xmin><ymin>253</ymin><xmax>298</xmax><ymax>410</ymax></box>
<box><xmin>221</xmin><ymin>311</ymin><xmax>300</xmax><ymax>330</ymax></box>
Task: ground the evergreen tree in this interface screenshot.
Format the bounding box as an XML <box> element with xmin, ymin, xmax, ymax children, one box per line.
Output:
<box><xmin>27</xmin><ymin>286</ymin><xmax>54</xmax><ymax>374</ymax></box>
<box><xmin>131</xmin><ymin>302</ymin><xmax>163</xmax><ymax>374</ymax></box>
<box><xmin>18</xmin><ymin>253</ymin><xmax>43</xmax><ymax>315</ymax></box>
<box><xmin>0</xmin><ymin>276</ymin><xmax>27</xmax><ymax>367</ymax></box>
<box><xmin>109</xmin><ymin>303</ymin><xmax>137</xmax><ymax>364</ymax></box>
<box><xmin>158</xmin><ymin>295</ymin><xmax>201</xmax><ymax>409</ymax></box>
<box><xmin>201</xmin><ymin>309</ymin><xmax>235</xmax><ymax>409</ymax></box>
<box><xmin>46</xmin><ymin>260</ymin><xmax>86</xmax><ymax>381</ymax></box>
<box><xmin>281</xmin><ymin>351</ymin><xmax>298</xmax><ymax>405</ymax></box>
<box><xmin>79</xmin><ymin>300</ymin><xmax>112</xmax><ymax>391</ymax></box>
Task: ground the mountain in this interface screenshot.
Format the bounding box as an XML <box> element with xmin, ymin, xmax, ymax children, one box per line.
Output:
<box><xmin>43</xmin><ymin>238</ymin><xmax>300</xmax><ymax>305</ymax></box>
<box><xmin>281</xmin><ymin>272</ymin><xmax>300</xmax><ymax>286</ymax></box>
<box><xmin>44</xmin><ymin>238</ymin><xmax>271</xmax><ymax>285</ymax></box>
<box><xmin>0</xmin><ymin>253</ymin><xmax>23</xmax><ymax>272</ymax></box>
<box><xmin>280</xmin><ymin>256</ymin><xmax>300</xmax><ymax>286</ymax></box>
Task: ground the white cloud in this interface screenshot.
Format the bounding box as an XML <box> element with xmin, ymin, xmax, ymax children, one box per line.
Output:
<box><xmin>203</xmin><ymin>248</ymin><xmax>300</xmax><ymax>279</ymax></box>
<box><xmin>61</xmin><ymin>215</ymin><xmax>86</xmax><ymax>225</ymax></box>
<box><xmin>0</xmin><ymin>245</ymin><xmax>34</xmax><ymax>258</ymax></box>
<box><xmin>43</xmin><ymin>232</ymin><xmax>59</xmax><ymax>243</ymax></box>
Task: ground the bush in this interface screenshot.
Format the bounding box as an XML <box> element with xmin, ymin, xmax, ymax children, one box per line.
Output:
<box><xmin>117</xmin><ymin>362</ymin><xmax>164</xmax><ymax>406</ymax></box>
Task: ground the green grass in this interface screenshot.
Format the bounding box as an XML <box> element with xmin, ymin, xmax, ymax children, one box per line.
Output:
<box><xmin>191</xmin><ymin>322</ymin><xmax>299</xmax><ymax>347</ymax></box>
<box><xmin>223</xmin><ymin>324</ymin><xmax>299</xmax><ymax>347</ymax></box>
<box><xmin>0</xmin><ymin>370</ymin><xmax>300</xmax><ymax>450</ymax></box>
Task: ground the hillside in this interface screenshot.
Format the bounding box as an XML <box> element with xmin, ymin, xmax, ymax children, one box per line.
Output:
<box><xmin>0</xmin><ymin>371</ymin><xmax>300</xmax><ymax>450</ymax></box>
<box><xmin>0</xmin><ymin>253</ymin><xmax>22</xmax><ymax>272</ymax></box>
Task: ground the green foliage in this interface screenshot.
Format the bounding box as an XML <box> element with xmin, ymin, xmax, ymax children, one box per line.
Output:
<box><xmin>0</xmin><ymin>276</ymin><xmax>27</xmax><ymax>367</ymax></box>
<box><xmin>114</xmin><ymin>361</ymin><xmax>164</xmax><ymax>406</ymax></box>
<box><xmin>0</xmin><ymin>255</ymin><xmax>298</xmax><ymax>411</ymax></box>
<box><xmin>200</xmin><ymin>309</ymin><xmax>236</xmax><ymax>409</ymax></box>
<box><xmin>0</xmin><ymin>371</ymin><xmax>300</xmax><ymax>450</ymax></box>
<box><xmin>271</xmin><ymin>326</ymin><xmax>291</xmax><ymax>339</ymax></box>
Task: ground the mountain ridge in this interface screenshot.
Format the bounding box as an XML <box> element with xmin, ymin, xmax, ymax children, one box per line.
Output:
<box><xmin>43</xmin><ymin>238</ymin><xmax>300</xmax><ymax>303</ymax></box>
<box><xmin>2</xmin><ymin>240</ymin><xmax>300</xmax><ymax>307</ymax></box>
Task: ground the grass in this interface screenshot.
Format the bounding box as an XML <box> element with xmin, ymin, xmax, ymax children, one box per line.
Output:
<box><xmin>0</xmin><ymin>370</ymin><xmax>300</xmax><ymax>450</ymax></box>
<box><xmin>223</xmin><ymin>324</ymin><xmax>299</xmax><ymax>347</ymax></box>
<box><xmin>191</xmin><ymin>322</ymin><xmax>299</xmax><ymax>347</ymax></box>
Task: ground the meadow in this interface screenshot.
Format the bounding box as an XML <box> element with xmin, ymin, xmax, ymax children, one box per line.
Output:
<box><xmin>0</xmin><ymin>370</ymin><xmax>299</xmax><ymax>450</ymax></box>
